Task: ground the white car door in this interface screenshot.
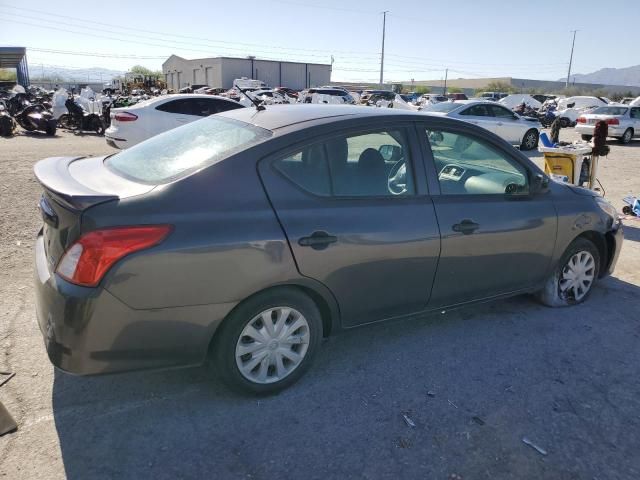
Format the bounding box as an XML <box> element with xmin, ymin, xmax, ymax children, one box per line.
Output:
<box><xmin>489</xmin><ymin>104</ymin><xmax>526</xmax><ymax>144</ymax></box>
<box><xmin>454</xmin><ymin>104</ymin><xmax>496</xmax><ymax>134</ymax></box>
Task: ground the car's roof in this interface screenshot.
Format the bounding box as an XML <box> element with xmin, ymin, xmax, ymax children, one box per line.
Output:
<box><xmin>218</xmin><ymin>104</ymin><xmax>423</xmax><ymax>130</ymax></box>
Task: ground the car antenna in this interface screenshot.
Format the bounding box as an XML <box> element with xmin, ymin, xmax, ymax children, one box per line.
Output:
<box><xmin>236</xmin><ymin>86</ymin><xmax>265</xmax><ymax>111</ymax></box>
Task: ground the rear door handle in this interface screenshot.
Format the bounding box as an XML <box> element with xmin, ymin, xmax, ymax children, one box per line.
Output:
<box><xmin>452</xmin><ymin>219</ymin><xmax>479</xmax><ymax>235</ymax></box>
<box><xmin>298</xmin><ymin>231</ymin><xmax>337</xmax><ymax>250</ymax></box>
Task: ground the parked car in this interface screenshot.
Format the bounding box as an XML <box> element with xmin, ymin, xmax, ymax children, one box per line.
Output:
<box><xmin>479</xmin><ymin>92</ymin><xmax>508</xmax><ymax>101</ymax></box>
<box><xmin>359</xmin><ymin>89</ymin><xmax>393</xmax><ymax>104</ymax></box>
<box><xmin>446</xmin><ymin>93</ymin><xmax>468</xmax><ymax>101</ymax></box>
<box><xmin>499</xmin><ymin>94</ymin><xmax>542</xmax><ymax>110</ymax></box>
<box><xmin>422</xmin><ymin>100</ymin><xmax>541</xmax><ymax>150</ymax></box>
<box><xmin>105</xmin><ymin>94</ymin><xmax>245</xmax><ymax>148</ymax></box>
<box><xmin>575</xmin><ymin>105</ymin><xmax>640</xmax><ymax>144</ymax></box>
<box><xmin>298</xmin><ymin>88</ymin><xmax>356</xmax><ymax>104</ymax></box>
<box><xmin>419</xmin><ymin>93</ymin><xmax>448</xmax><ymax>105</ymax></box>
<box><xmin>554</xmin><ymin>96</ymin><xmax>608</xmax><ymax>128</ymax></box>
<box><xmin>34</xmin><ymin>105</ymin><xmax>622</xmax><ymax>393</ymax></box>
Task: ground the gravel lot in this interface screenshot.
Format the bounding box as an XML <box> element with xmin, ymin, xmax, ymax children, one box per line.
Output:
<box><xmin>1</xmin><ymin>127</ymin><xmax>640</xmax><ymax>480</ymax></box>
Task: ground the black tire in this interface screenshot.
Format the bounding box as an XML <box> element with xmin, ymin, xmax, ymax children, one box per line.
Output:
<box><xmin>521</xmin><ymin>129</ymin><xmax>539</xmax><ymax>151</ymax></box>
<box><xmin>57</xmin><ymin>114</ymin><xmax>70</xmax><ymax>129</ymax></box>
<box><xmin>559</xmin><ymin>117</ymin><xmax>570</xmax><ymax>128</ymax></box>
<box><xmin>581</xmin><ymin>134</ymin><xmax>593</xmax><ymax>141</ymax></box>
<box><xmin>619</xmin><ymin>128</ymin><xmax>633</xmax><ymax>144</ymax></box>
<box><xmin>209</xmin><ymin>287</ymin><xmax>323</xmax><ymax>394</ymax></box>
<box><xmin>45</xmin><ymin>121</ymin><xmax>56</xmax><ymax>136</ymax></box>
<box><xmin>536</xmin><ymin>237</ymin><xmax>600</xmax><ymax>307</ymax></box>
<box><xmin>93</xmin><ymin>117</ymin><xmax>105</xmax><ymax>135</ymax></box>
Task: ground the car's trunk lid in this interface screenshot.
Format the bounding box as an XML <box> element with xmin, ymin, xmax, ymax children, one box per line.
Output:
<box><xmin>34</xmin><ymin>155</ymin><xmax>154</xmax><ymax>269</ymax></box>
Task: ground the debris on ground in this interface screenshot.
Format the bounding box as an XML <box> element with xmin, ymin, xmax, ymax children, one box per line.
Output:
<box><xmin>0</xmin><ymin>401</ymin><xmax>17</xmax><ymax>436</ymax></box>
<box><xmin>448</xmin><ymin>400</ymin><xmax>459</xmax><ymax>409</ymax></box>
<box><xmin>0</xmin><ymin>371</ymin><xmax>16</xmax><ymax>388</ymax></box>
<box><xmin>427</xmin><ymin>391</ymin><xmax>436</xmax><ymax>398</ymax></box>
<box><xmin>522</xmin><ymin>437</ymin><xmax>548</xmax><ymax>456</ymax></box>
<box><xmin>396</xmin><ymin>437</ymin><xmax>412</xmax><ymax>449</ymax></box>
<box><xmin>402</xmin><ymin>413</ymin><xmax>416</xmax><ymax>428</ymax></box>
<box><xmin>471</xmin><ymin>416</ymin><xmax>485</xmax><ymax>426</ymax></box>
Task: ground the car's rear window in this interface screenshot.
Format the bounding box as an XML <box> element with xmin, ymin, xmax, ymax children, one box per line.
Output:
<box><xmin>423</xmin><ymin>102</ymin><xmax>460</xmax><ymax>113</ymax></box>
<box><xmin>105</xmin><ymin>116</ymin><xmax>272</xmax><ymax>184</ymax></box>
<box><xmin>591</xmin><ymin>106</ymin><xmax>628</xmax><ymax>116</ymax></box>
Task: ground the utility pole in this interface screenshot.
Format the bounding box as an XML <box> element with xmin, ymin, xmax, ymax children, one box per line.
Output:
<box><xmin>443</xmin><ymin>68</ymin><xmax>448</xmax><ymax>95</ymax></box>
<box><xmin>379</xmin><ymin>11</ymin><xmax>388</xmax><ymax>88</ymax></box>
<box><xmin>566</xmin><ymin>30</ymin><xmax>577</xmax><ymax>88</ymax></box>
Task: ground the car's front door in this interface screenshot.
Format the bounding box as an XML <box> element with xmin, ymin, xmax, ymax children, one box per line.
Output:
<box><xmin>259</xmin><ymin>123</ymin><xmax>441</xmax><ymax>327</ymax></box>
<box><xmin>490</xmin><ymin>104</ymin><xmax>525</xmax><ymax>144</ymax></box>
<box><xmin>418</xmin><ymin>124</ymin><xmax>557</xmax><ymax>308</ymax></box>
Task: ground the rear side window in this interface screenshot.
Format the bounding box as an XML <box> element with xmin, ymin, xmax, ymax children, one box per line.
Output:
<box><xmin>273</xmin><ymin>129</ymin><xmax>415</xmax><ymax>197</ymax></box>
<box><xmin>155</xmin><ymin>99</ymin><xmax>195</xmax><ymax>115</ymax></box>
<box><xmin>106</xmin><ymin>116</ymin><xmax>271</xmax><ymax>184</ymax></box>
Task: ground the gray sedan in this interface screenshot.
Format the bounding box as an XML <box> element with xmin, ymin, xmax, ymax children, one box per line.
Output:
<box><xmin>34</xmin><ymin>105</ymin><xmax>622</xmax><ymax>393</ymax></box>
<box><xmin>423</xmin><ymin>100</ymin><xmax>541</xmax><ymax>150</ymax></box>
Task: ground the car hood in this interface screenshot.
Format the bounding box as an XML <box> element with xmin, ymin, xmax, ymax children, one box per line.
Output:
<box><xmin>565</xmin><ymin>183</ymin><xmax>599</xmax><ymax>197</ymax></box>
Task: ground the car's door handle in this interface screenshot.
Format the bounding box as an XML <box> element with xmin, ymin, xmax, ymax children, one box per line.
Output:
<box><xmin>452</xmin><ymin>219</ymin><xmax>480</xmax><ymax>235</ymax></box>
<box><xmin>298</xmin><ymin>231</ymin><xmax>337</xmax><ymax>250</ymax></box>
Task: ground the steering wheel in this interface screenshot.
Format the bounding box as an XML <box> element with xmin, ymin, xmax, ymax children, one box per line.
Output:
<box><xmin>387</xmin><ymin>159</ymin><xmax>408</xmax><ymax>195</ymax></box>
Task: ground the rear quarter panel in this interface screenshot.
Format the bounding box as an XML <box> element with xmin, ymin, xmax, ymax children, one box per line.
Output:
<box><xmin>83</xmin><ymin>146</ymin><xmax>300</xmax><ymax>310</ymax></box>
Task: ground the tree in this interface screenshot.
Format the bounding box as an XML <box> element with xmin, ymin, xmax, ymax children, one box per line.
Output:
<box><xmin>129</xmin><ymin>65</ymin><xmax>163</xmax><ymax>78</ymax></box>
<box><xmin>476</xmin><ymin>81</ymin><xmax>515</xmax><ymax>94</ymax></box>
<box><xmin>413</xmin><ymin>85</ymin><xmax>430</xmax><ymax>94</ymax></box>
<box><xmin>447</xmin><ymin>86</ymin><xmax>463</xmax><ymax>93</ymax></box>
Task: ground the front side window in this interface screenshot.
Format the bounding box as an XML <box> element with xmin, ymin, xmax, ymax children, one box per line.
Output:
<box><xmin>425</xmin><ymin>129</ymin><xmax>528</xmax><ymax>195</ymax></box>
<box><xmin>631</xmin><ymin>108</ymin><xmax>640</xmax><ymax>119</ymax></box>
<box><xmin>273</xmin><ymin>129</ymin><xmax>415</xmax><ymax>197</ymax></box>
<box><xmin>491</xmin><ymin>105</ymin><xmax>517</xmax><ymax>119</ymax></box>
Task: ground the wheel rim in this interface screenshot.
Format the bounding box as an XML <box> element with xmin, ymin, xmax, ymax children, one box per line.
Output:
<box><xmin>559</xmin><ymin>251</ymin><xmax>595</xmax><ymax>301</ymax></box>
<box><xmin>624</xmin><ymin>130</ymin><xmax>632</xmax><ymax>142</ymax></box>
<box><xmin>525</xmin><ymin>131</ymin><xmax>537</xmax><ymax>149</ymax></box>
<box><xmin>235</xmin><ymin>307</ymin><xmax>310</xmax><ymax>384</ymax></box>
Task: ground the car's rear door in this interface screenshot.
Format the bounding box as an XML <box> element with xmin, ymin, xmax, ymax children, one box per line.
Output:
<box><xmin>259</xmin><ymin>122</ymin><xmax>441</xmax><ymax>327</ymax></box>
<box><xmin>418</xmin><ymin>122</ymin><xmax>557</xmax><ymax>308</ymax></box>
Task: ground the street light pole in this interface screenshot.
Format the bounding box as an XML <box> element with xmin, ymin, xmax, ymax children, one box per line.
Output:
<box><xmin>379</xmin><ymin>11</ymin><xmax>388</xmax><ymax>88</ymax></box>
<box><xmin>566</xmin><ymin>30</ymin><xmax>577</xmax><ymax>88</ymax></box>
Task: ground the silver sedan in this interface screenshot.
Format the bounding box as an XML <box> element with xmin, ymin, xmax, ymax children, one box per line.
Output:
<box><xmin>423</xmin><ymin>100</ymin><xmax>541</xmax><ymax>150</ymax></box>
<box><xmin>575</xmin><ymin>105</ymin><xmax>640</xmax><ymax>144</ymax></box>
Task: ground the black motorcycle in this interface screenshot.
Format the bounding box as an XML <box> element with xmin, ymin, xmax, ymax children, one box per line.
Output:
<box><xmin>14</xmin><ymin>102</ymin><xmax>56</xmax><ymax>136</ymax></box>
<box><xmin>58</xmin><ymin>97</ymin><xmax>105</xmax><ymax>134</ymax></box>
<box><xmin>0</xmin><ymin>100</ymin><xmax>16</xmax><ymax>137</ymax></box>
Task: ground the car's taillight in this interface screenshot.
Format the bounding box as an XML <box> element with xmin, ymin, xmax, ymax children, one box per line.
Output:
<box><xmin>606</xmin><ymin>118</ymin><xmax>619</xmax><ymax>125</ymax></box>
<box><xmin>56</xmin><ymin>225</ymin><xmax>172</xmax><ymax>287</ymax></box>
<box><xmin>577</xmin><ymin>117</ymin><xmax>586</xmax><ymax>123</ymax></box>
<box><xmin>114</xmin><ymin>112</ymin><xmax>138</xmax><ymax>122</ymax></box>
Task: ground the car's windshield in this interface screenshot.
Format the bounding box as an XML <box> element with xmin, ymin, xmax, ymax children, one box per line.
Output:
<box><xmin>423</xmin><ymin>102</ymin><xmax>460</xmax><ymax>113</ymax></box>
<box><xmin>105</xmin><ymin>116</ymin><xmax>272</xmax><ymax>184</ymax></box>
<box><xmin>591</xmin><ymin>106</ymin><xmax>628</xmax><ymax>116</ymax></box>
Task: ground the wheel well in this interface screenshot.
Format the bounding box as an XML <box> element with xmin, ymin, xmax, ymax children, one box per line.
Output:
<box><xmin>575</xmin><ymin>231</ymin><xmax>608</xmax><ymax>276</ymax></box>
<box><xmin>209</xmin><ymin>284</ymin><xmax>335</xmax><ymax>353</ymax></box>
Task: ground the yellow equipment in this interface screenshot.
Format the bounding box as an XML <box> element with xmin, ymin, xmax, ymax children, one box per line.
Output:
<box><xmin>539</xmin><ymin>145</ymin><xmax>593</xmax><ymax>187</ymax></box>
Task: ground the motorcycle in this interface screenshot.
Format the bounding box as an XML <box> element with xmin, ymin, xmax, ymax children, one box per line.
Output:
<box><xmin>58</xmin><ymin>97</ymin><xmax>105</xmax><ymax>134</ymax></box>
<box><xmin>14</xmin><ymin>101</ymin><xmax>57</xmax><ymax>136</ymax></box>
<box><xmin>0</xmin><ymin>100</ymin><xmax>16</xmax><ymax>137</ymax></box>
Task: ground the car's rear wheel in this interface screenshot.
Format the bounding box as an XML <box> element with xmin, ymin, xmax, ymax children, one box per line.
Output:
<box><xmin>521</xmin><ymin>129</ymin><xmax>539</xmax><ymax>150</ymax></box>
<box><xmin>210</xmin><ymin>288</ymin><xmax>322</xmax><ymax>394</ymax></box>
<box><xmin>537</xmin><ymin>237</ymin><xmax>600</xmax><ymax>307</ymax></box>
<box><xmin>581</xmin><ymin>134</ymin><xmax>593</xmax><ymax>141</ymax></box>
<box><xmin>559</xmin><ymin>117</ymin><xmax>570</xmax><ymax>128</ymax></box>
<box><xmin>619</xmin><ymin>128</ymin><xmax>633</xmax><ymax>144</ymax></box>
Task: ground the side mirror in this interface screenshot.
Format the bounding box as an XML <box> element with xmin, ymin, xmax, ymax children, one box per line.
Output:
<box><xmin>378</xmin><ymin>144</ymin><xmax>402</xmax><ymax>161</ymax></box>
<box><xmin>532</xmin><ymin>173</ymin><xmax>549</xmax><ymax>193</ymax></box>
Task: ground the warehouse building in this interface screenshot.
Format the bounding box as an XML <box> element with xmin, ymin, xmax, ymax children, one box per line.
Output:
<box><xmin>162</xmin><ymin>55</ymin><xmax>332</xmax><ymax>91</ymax></box>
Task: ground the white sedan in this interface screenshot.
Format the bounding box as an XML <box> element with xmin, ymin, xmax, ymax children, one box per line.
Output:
<box><xmin>422</xmin><ymin>100</ymin><xmax>541</xmax><ymax>150</ymax></box>
<box><xmin>105</xmin><ymin>94</ymin><xmax>245</xmax><ymax>149</ymax></box>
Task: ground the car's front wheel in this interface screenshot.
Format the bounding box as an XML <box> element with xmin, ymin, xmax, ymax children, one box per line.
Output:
<box><xmin>537</xmin><ymin>237</ymin><xmax>600</xmax><ymax>307</ymax></box>
<box><xmin>210</xmin><ymin>288</ymin><xmax>322</xmax><ymax>394</ymax></box>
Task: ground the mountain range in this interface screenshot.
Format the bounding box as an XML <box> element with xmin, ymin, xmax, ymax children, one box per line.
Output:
<box><xmin>560</xmin><ymin>64</ymin><xmax>640</xmax><ymax>87</ymax></box>
<box><xmin>31</xmin><ymin>66</ymin><xmax>125</xmax><ymax>83</ymax></box>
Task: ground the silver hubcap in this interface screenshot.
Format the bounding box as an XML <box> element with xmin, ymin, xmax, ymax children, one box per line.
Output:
<box><xmin>624</xmin><ymin>130</ymin><xmax>632</xmax><ymax>142</ymax></box>
<box><xmin>559</xmin><ymin>251</ymin><xmax>595</xmax><ymax>301</ymax></box>
<box><xmin>235</xmin><ymin>307</ymin><xmax>310</xmax><ymax>384</ymax></box>
<box><xmin>525</xmin><ymin>132</ymin><xmax>536</xmax><ymax>148</ymax></box>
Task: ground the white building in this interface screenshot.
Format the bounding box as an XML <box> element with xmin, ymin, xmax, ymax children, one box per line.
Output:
<box><xmin>162</xmin><ymin>55</ymin><xmax>332</xmax><ymax>91</ymax></box>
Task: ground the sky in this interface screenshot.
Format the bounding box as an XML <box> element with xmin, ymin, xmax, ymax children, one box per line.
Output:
<box><xmin>1</xmin><ymin>0</ymin><xmax>638</xmax><ymax>83</ymax></box>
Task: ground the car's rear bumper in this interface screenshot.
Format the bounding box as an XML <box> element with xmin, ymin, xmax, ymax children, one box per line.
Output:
<box><xmin>34</xmin><ymin>234</ymin><xmax>235</xmax><ymax>375</ymax></box>
<box><xmin>575</xmin><ymin>124</ymin><xmax>626</xmax><ymax>137</ymax></box>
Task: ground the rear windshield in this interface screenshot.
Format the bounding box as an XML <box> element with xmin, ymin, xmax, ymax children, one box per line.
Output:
<box><xmin>106</xmin><ymin>116</ymin><xmax>272</xmax><ymax>184</ymax></box>
<box><xmin>423</xmin><ymin>102</ymin><xmax>460</xmax><ymax>113</ymax></box>
<box><xmin>591</xmin><ymin>106</ymin><xmax>628</xmax><ymax>116</ymax></box>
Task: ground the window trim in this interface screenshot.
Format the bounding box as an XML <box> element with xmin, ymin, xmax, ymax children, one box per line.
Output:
<box><xmin>416</xmin><ymin>121</ymin><xmax>537</xmax><ymax>198</ymax></box>
<box><xmin>267</xmin><ymin>125</ymin><xmax>421</xmax><ymax>200</ymax></box>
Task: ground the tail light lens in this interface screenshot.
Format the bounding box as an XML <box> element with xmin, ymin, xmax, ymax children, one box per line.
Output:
<box><xmin>606</xmin><ymin>118</ymin><xmax>619</xmax><ymax>125</ymax></box>
<box><xmin>56</xmin><ymin>225</ymin><xmax>172</xmax><ymax>287</ymax></box>
<box><xmin>114</xmin><ymin>112</ymin><xmax>138</xmax><ymax>122</ymax></box>
<box><xmin>577</xmin><ymin>117</ymin><xmax>586</xmax><ymax>123</ymax></box>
